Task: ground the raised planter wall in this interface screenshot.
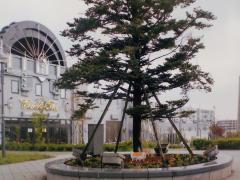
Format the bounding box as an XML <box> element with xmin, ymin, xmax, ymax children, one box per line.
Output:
<box><xmin>45</xmin><ymin>154</ymin><xmax>233</xmax><ymax>180</ymax></box>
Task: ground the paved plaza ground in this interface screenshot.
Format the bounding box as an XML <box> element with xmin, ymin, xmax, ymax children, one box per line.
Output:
<box><xmin>0</xmin><ymin>150</ymin><xmax>239</xmax><ymax>180</ymax></box>
<box><xmin>0</xmin><ymin>152</ymin><xmax>71</xmax><ymax>180</ymax></box>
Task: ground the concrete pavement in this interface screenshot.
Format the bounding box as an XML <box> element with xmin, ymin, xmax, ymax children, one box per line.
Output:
<box><xmin>0</xmin><ymin>152</ymin><xmax>72</xmax><ymax>180</ymax></box>
<box><xmin>221</xmin><ymin>150</ymin><xmax>240</xmax><ymax>180</ymax></box>
<box><xmin>0</xmin><ymin>150</ymin><xmax>239</xmax><ymax>180</ymax></box>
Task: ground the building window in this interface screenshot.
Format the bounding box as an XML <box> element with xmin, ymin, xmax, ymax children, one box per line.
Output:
<box><xmin>11</xmin><ymin>80</ymin><xmax>19</xmax><ymax>93</ymax></box>
<box><xmin>36</xmin><ymin>61</ymin><xmax>49</xmax><ymax>75</ymax></box>
<box><xmin>35</xmin><ymin>84</ymin><xmax>42</xmax><ymax>96</ymax></box>
<box><xmin>60</xmin><ymin>89</ymin><xmax>66</xmax><ymax>99</ymax></box>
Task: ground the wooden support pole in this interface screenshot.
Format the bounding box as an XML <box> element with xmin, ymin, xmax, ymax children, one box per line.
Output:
<box><xmin>143</xmin><ymin>88</ymin><xmax>165</xmax><ymax>161</ymax></box>
<box><xmin>152</xmin><ymin>92</ymin><xmax>194</xmax><ymax>156</ymax></box>
<box><xmin>114</xmin><ymin>84</ymin><xmax>131</xmax><ymax>153</ymax></box>
<box><xmin>80</xmin><ymin>82</ymin><xmax>122</xmax><ymax>159</ymax></box>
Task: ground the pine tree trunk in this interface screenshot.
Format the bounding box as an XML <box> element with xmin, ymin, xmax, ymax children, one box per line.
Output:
<box><xmin>132</xmin><ymin>83</ymin><xmax>142</xmax><ymax>152</ymax></box>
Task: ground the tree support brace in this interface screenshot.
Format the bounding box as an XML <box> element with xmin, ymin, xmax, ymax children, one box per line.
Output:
<box><xmin>152</xmin><ymin>92</ymin><xmax>194</xmax><ymax>157</ymax></box>
<box><xmin>143</xmin><ymin>87</ymin><xmax>165</xmax><ymax>161</ymax></box>
<box><xmin>114</xmin><ymin>84</ymin><xmax>131</xmax><ymax>153</ymax></box>
<box><xmin>80</xmin><ymin>82</ymin><xmax>122</xmax><ymax>159</ymax></box>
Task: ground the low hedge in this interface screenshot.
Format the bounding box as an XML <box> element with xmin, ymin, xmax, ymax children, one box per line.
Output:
<box><xmin>168</xmin><ymin>144</ymin><xmax>183</xmax><ymax>149</ymax></box>
<box><xmin>2</xmin><ymin>142</ymin><xmax>86</xmax><ymax>152</ymax></box>
<box><xmin>192</xmin><ymin>139</ymin><xmax>214</xmax><ymax>150</ymax></box>
<box><xmin>2</xmin><ymin>140</ymin><xmax>154</xmax><ymax>152</ymax></box>
<box><xmin>192</xmin><ymin>138</ymin><xmax>240</xmax><ymax>150</ymax></box>
<box><xmin>213</xmin><ymin>138</ymin><xmax>240</xmax><ymax>150</ymax></box>
<box><xmin>2</xmin><ymin>140</ymin><xmax>188</xmax><ymax>152</ymax></box>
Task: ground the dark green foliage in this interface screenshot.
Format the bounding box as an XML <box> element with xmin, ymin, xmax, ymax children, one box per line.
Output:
<box><xmin>192</xmin><ymin>139</ymin><xmax>213</xmax><ymax>150</ymax></box>
<box><xmin>2</xmin><ymin>141</ymin><xmax>157</xmax><ymax>152</ymax></box>
<box><xmin>58</xmin><ymin>0</ymin><xmax>215</xmax><ymax>151</ymax></box>
<box><xmin>214</xmin><ymin>138</ymin><xmax>240</xmax><ymax>150</ymax></box>
<box><xmin>192</xmin><ymin>138</ymin><xmax>240</xmax><ymax>150</ymax></box>
<box><xmin>3</xmin><ymin>142</ymin><xmax>84</xmax><ymax>152</ymax></box>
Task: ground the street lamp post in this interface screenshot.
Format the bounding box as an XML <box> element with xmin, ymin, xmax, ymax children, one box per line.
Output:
<box><xmin>0</xmin><ymin>37</ymin><xmax>7</xmax><ymax>158</ymax></box>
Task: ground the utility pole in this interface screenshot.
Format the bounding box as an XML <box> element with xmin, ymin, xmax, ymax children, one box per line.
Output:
<box><xmin>0</xmin><ymin>37</ymin><xmax>7</xmax><ymax>158</ymax></box>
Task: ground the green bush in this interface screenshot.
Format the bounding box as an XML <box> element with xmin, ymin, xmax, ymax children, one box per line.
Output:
<box><xmin>74</xmin><ymin>144</ymin><xmax>85</xmax><ymax>150</ymax></box>
<box><xmin>34</xmin><ymin>144</ymin><xmax>47</xmax><ymax>151</ymax></box>
<box><xmin>55</xmin><ymin>144</ymin><xmax>65</xmax><ymax>151</ymax></box>
<box><xmin>64</xmin><ymin>144</ymin><xmax>74</xmax><ymax>151</ymax></box>
<box><xmin>19</xmin><ymin>142</ymin><xmax>33</xmax><ymax>151</ymax></box>
<box><xmin>142</xmin><ymin>141</ymin><xmax>156</xmax><ymax>149</ymax></box>
<box><xmin>213</xmin><ymin>138</ymin><xmax>240</xmax><ymax>149</ymax></box>
<box><xmin>168</xmin><ymin>144</ymin><xmax>183</xmax><ymax>149</ymax></box>
<box><xmin>118</xmin><ymin>140</ymin><xmax>132</xmax><ymax>151</ymax></box>
<box><xmin>3</xmin><ymin>140</ymin><xmax>161</xmax><ymax>152</ymax></box>
<box><xmin>2</xmin><ymin>142</ymin><xmax>85</xmax><ymax>152</ymax></box>
<box><xmin>103</xmin><ymin>141</ymin><xmax>132</xmax><ymax>152</ymax></box>
<box><xmin>47</xmin><ymin>144</ymin><xmax>57</xmax><ymax>151</ymax></box>
<box><xmin>192</xmin><ymin>139</ymin><xmax>213</xmax><ymax>150</ymax></box>
<box><xmin>103</xmin><ymin>144</ymin><xmax>115</xmax><ymax>152</ymax></box>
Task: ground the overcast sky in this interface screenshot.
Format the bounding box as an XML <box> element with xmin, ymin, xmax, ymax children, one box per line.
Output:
<box><xmin>0</xmin><ymin>0</ymin><xmax>240</xmax><ymax>120</ymax></box>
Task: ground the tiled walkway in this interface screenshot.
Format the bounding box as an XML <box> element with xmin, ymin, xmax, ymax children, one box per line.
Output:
<box><xmin>0</xmin><ymin>150</ymin><xmax>239</xmax><ymax>180</ymax></box>
<box><xmin>0</xmin><ymin>152</ymin><xmax>72</xmax><ymax>180</ymax></box>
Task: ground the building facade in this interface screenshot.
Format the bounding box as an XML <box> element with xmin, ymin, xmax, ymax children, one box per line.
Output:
<box><xmin>217</xmin><ymin>120</ymin><xmax>237</xmax><ymax>132</ymax></box>
<box><xmin>237</xmin><ymin>77</ymin><xmax>240</xmax><ymax>131</ymax></box>
<box><xmin>0</xmin><ymin>21</ymin><xmax>72</xmax><ymax>144</ymax></box>
<box><xmin>141</xmin><ymin>108</ymin><xmax>215</xmax><ymax>142</ymax></box>
<box><xmin>72</xmin><ymin>98</ymin><xmax>133</xmax><ymax>144</ymax></box>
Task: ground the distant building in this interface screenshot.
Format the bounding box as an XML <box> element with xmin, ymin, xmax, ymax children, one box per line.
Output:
<box><xmin>238</xmin><ymin>77</ymin><xmax>240</xmax><ymax>131</ymax></box>
<box><xmin>142</xmin><ymin>108</ymin><xmax>215</xmax><ymax>142</ymax></box>
<box><xmin>217</xmin><ymin>120</ymin><xmax>237</xmax><ymax>132</ymax></box>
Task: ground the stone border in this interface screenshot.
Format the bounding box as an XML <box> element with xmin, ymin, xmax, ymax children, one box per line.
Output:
<box><xmin>45</xmin><ymin>154</ymin><xmax>232</xmax><ymax>179</ymax></box>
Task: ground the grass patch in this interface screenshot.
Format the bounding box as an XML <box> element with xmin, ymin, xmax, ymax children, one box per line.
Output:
<box><xmin>0</xmin><ymin>151</ymin><xmax>52</xmax><ymax>165</ymax></box>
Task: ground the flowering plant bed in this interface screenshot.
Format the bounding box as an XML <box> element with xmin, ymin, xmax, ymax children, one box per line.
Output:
<box><xmin>65</xmin><ymin>154</ymin><xmax>211</xmax><ymax>169</ymax></box>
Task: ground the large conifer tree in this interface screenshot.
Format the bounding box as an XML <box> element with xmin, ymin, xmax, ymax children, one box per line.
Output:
<box><xmin>57</xmin><ymin>0</ymin><xmax>215</xmax><ymax>152</ymax></box>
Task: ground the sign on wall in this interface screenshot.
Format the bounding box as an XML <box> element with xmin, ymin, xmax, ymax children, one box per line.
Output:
<box><xmin>19</xmin><ymin>98</ymin><xmax>58</xmax><ymax>112</ymax></box>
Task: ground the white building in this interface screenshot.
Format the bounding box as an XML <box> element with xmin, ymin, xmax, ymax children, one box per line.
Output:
<box><xmin>0</xmin><ymin>21</ymin><xmax>72</xmax><ymax>144</ymax></box>
<box><xmin>72</xmin><ymin>97</ymin><xmax>133</xmax><ymax>144</ymax></box>
<box><xmin>142</xmin><ymin>108</ymin><xmax>215</xmax><ymax>143</ymax></box>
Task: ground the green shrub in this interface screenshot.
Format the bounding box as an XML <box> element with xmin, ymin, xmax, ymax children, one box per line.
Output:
<box><xmin>119</xmin><ymin>141</ymin><xmax>132</xmax><ymax>151</ymax></box>
<box><xmin>47</xmin><ymin>144</ymin><xmax>57</xmax><ymax>151</ymax></box>
<box><xmin>74</xmin><ymin>144</ymin><xmax>85</xmax><ymax>150</ymax></box>
<box><xmin>103</xmin><ymin>144</ymin><xmax>115</xmax><ymax>152</ymax></box>
<box><xmin>34</xmin><ymin>144</ymin><xmax>47</xmax><ymax>151</ymax></box>
<box><xmin>213</xmin><ymin>138</ymin><xmax>240</xmax><ymax>149</ymax></box>
<box><xmin>168</xmin><ymin>144</ymin><xmax>183</xmax><ymax>149</ymax></box>
<box><xmin>55</xmin><ymin>144</ymin><xmax>65</xmax><ymax>151</ymax></box>
<box><xmin>3</xmin><ymin>142</ymin><xmax>82</xmax><ymax>151</ymax></box>
<box><xmin>192</xmin><ymin>139</ymin><xmax>213</xmax><ymax>150</ymax></box>
<box><xmin>5</xmin><ymin>142</ymin><xmax>18</xmax><ymax>150</ymax></box>
<box><xmin>142</xmin><ymin>141</ymin><xmax>156</xmax><ymax>149</ymax></box>
<box><xmin>19</xmin><ymin>142</ymin><xmax>33</xmax><ymax>151</ymax></box>
<box><xmin>64</xmin><ymin>144</ymin><xmax>74</xmax><ymax>151</ymax></box>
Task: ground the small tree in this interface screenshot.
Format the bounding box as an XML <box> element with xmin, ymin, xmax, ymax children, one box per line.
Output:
<box><xmin>30</xmin><ymin>98</ymin><xmax>56</xmax><ymax>144</ymax></box>
<box><xmin>57</xmin><ymin>0</ymin><xmax>215</xmax><ymax>152</ymax></box>
<box><xmin>32</xmin><ymin>112</ymin><xmax>47</xmax><ymax>144</ymax></box>
<box><xmin>210</xmin><ymin>123</ymin><xmax>225</xmax><ymax>139</ymax></box>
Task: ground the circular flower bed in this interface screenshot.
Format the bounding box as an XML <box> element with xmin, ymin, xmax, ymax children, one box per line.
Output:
<box><xmin>65</xmin><ymin>154</ymin><xmax>212</xmax><ymax>169</ymax></box>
